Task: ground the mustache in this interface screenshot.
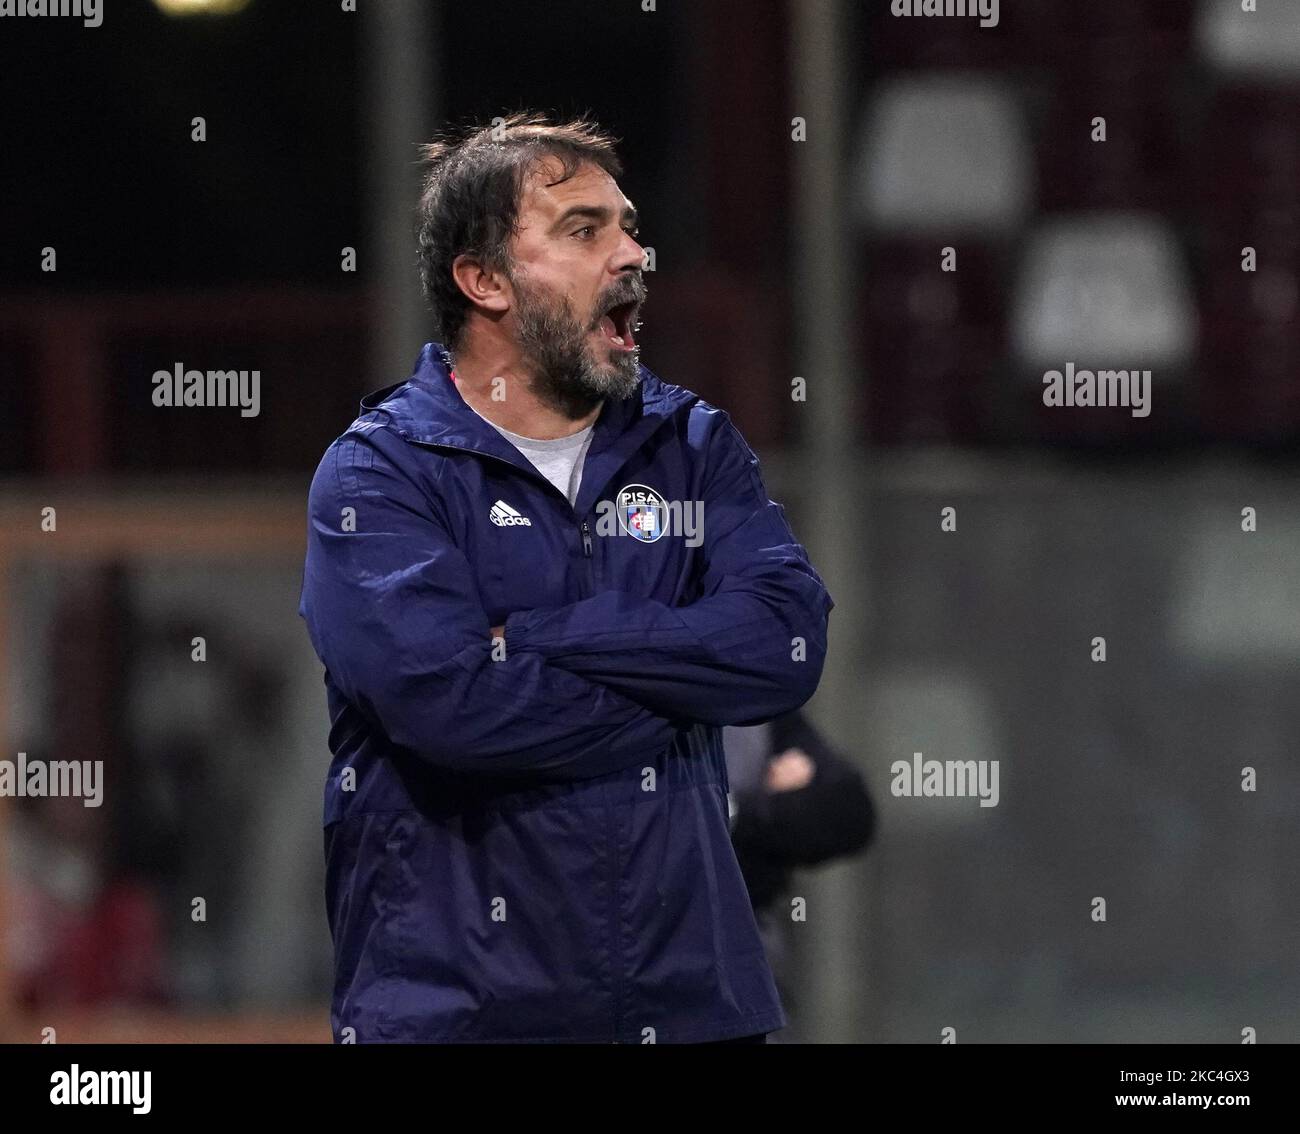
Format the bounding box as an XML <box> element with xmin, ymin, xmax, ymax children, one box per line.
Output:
<box><xmin>592</xmin><ymin>277</ymin><xmax>647</xmax><ymax>324</ymax></box>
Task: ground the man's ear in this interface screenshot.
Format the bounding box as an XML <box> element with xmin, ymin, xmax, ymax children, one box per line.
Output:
<box><xmin>451</xmin><ymin>253</ymin><xmax>511</xmax><ymax>315</ymax></box>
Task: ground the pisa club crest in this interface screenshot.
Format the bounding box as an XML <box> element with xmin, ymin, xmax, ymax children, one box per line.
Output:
<box><xmin>616</xmin><ymin>483</ymin><xmax>666</xmax><ymax>543</ymax></box>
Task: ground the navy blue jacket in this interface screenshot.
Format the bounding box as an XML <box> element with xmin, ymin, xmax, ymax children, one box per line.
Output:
<box><xmin>299</xmin><ymin>343</ymin><xmax>833</xmax><ymax>1042</ymax></box>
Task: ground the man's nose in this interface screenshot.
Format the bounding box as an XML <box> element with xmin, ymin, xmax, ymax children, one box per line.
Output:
<box><xmin>613</xmin><ymin>231</ymin><xmax>645</xmax><ymax>274</ymax></box>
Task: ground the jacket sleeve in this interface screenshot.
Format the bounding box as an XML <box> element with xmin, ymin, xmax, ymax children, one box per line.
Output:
<box><xmin>298</xmin><ymin>429</ymin><xmax>680</xmax><ymax>778</ymax></box>
<box><xmin>503</xmin><ymin>414</ymin><xmax>833</xmax><ymax>727</ymax></box>
<box><xmin>730</xmin><ymin>710</ymin><xmax>876</xmax><ymax>867</ymax></box>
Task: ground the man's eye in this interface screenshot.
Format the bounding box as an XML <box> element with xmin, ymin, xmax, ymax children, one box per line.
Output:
<box><xmin>574</xmin><ymin>225</ymin><xmax>595</xmax><ymax>239</ymax></box>
<box><xmin>623</xmin><ymin>226</ymin><xmax>639</xmax><ymax>239</ymax></box>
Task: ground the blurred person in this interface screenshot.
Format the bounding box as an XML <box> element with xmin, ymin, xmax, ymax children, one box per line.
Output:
<box><xmin>299</xmin><ymin>113</ymin><xmax>833</xmax><ymax>1043</ymax></box>
<box><xmin>8</xmin><ymin>571</ymin><xmax>169</xmax><ymax>1013</ymax></box>
<box><xmin>10</xmin><ymin>793</ymin><xmax>167</xmax><ymax>1012</ymax></box>
<box><xmin>724</xmin><ymin>708</ymin><xmax>875</xmax><ymax>1038</ymax></box>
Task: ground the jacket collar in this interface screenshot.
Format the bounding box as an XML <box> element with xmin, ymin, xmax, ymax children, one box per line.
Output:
<box><xmin>359</xmin><ymin>342</ymin><xmax>700</xmax><ymax>514</ymax></box>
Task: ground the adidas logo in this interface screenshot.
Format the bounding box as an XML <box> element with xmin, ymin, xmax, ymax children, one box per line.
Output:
<box><xmin>489</xmin><ymin>500</ymin><xmax>532</xmax><ymax>527</ymax></box>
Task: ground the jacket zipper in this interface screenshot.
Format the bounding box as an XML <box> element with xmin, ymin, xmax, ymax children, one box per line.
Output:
<box><xmin>412</xmin><ymin>433</ymin><xmax>616</xmax><ymax>1039</ymax></box>
<box><xmin>580</xmin><ymin>518</ymin><xmax>596</xmax><ymax>598</ymax></box>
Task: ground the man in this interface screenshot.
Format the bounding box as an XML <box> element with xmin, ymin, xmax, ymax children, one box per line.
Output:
<box><xmin>299</xmin><ymin>112</ymin><xmax>833</xmax><ymax>1043</ymax></box>
<box><xmin>723</xmin><ymin>709</ymin><xmax>876</xmax><ymax>1037</ymax></box>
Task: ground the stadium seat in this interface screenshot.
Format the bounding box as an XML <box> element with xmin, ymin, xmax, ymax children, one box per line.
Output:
<box><xmin>852</xmin><ymin>73</ymin><xmax>1029</xmax><ymax>442</ymax></box>
<box><xmin>1009</xmin><ymin>214</ymin><xmax>1197</xmax><ymax>440</ymax></box>
<box><xmin>1196</xmin><ymin>0</ymin><xmax>1300</xmax><ymax>81</ymax></box>
<box><xmin>854</xmin><ymin>73</ymin><xmax>1032</xmax><ymax>237</ymax></box>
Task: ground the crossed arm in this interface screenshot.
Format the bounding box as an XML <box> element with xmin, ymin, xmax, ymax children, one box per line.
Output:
<box><xmin>300</xmin><ymin>418</ymin><xmax>832</xmax><ymax>779</ymax></box>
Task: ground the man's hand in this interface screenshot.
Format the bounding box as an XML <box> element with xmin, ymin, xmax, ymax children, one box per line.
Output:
<box><xmin>765</xmin><ymin>747</ymin><xmax>815</xmax><ymax>793</ymax></box>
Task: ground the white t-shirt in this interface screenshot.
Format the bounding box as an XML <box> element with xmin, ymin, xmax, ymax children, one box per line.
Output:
<box><xmin>472</xmin><ymin>407</ymin><xmax>594</xmax><ymax>507</ymax></box>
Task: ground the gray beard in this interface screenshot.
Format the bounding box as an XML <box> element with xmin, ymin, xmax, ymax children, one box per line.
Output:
<box><xmin>511</xmin><ymin>275</ymin><xmax>642</xmax><ymax>419</ymax></box>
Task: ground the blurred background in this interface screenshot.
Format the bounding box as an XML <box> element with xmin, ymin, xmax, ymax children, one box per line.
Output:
<box><xmin>1</xmin><ymin>0</ymin><xmax>1298</xmax><ymax>1043</ymax></box>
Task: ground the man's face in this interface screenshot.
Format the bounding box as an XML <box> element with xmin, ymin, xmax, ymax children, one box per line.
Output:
<box><xmin>505</xmin><ymin>157</ymin><xmax>647</xmax><ymax>416</ymax></box>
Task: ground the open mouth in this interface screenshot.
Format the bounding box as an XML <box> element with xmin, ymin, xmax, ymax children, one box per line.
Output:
<box><xmin>597</xmin><ymin>300</ymin><xmax>638</xmax><ymax>352</ymax></box>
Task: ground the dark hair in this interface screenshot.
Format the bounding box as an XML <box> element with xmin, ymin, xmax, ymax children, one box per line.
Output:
<box><xmin>415</xmin><ymin>111</ymin><xmax>624</xmax><ymax>353</ymax></box>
